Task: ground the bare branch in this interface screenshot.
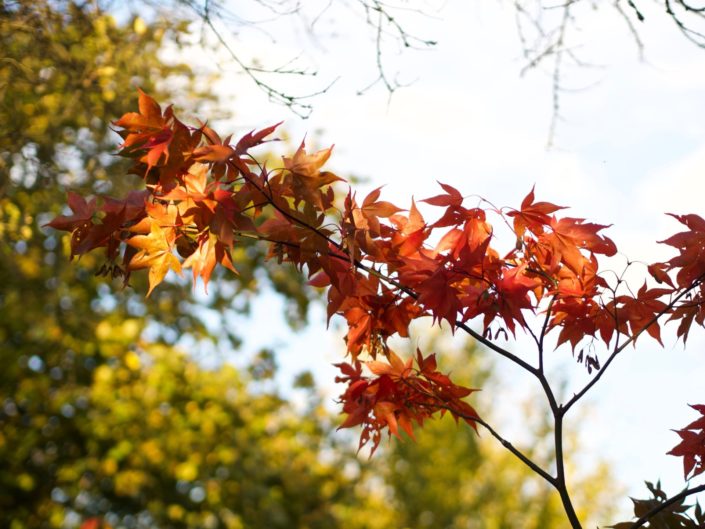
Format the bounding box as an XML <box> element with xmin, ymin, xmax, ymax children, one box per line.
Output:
<box><xmin>616</xmin><ymin>0</ymin><xmax>646</xmax><ymax>60</ymax></box>
<box><xmin>355</xmin><ymin>0</ymin><xmax>438</xmax><ymax>98</ymax></box>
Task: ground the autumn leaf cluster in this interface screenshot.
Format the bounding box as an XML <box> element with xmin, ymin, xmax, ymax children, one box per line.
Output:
<box><xmin>50</xmin><ymin>91</ymin><xmax>705</xmax><ymax>464</ymax></box>
<box><xmin>335</xmin><ymin>350</ymin><xmax>478</xmax><ymax>454</ymax></box>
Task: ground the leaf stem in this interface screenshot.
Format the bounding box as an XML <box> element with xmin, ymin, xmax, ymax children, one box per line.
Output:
<box><xmin>538</xmin><ymin>295</ymin><xmax>557</xmax><ymax>373</ymax></box>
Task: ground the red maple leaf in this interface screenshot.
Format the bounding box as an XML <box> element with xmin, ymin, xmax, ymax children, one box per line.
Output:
<box><xmin>660</xmin><ymin>213</ymin><xmax>705</xmax><ymax>288</ymax></box>
<box><xmin>668</xmin><ymin>404</ymin><xmax>705</xmax><ymax>479</ymax></box>
<box><xmin>45</xmin><ymin>192</ymin><xmax>98</xmax><ymax>256</ymax></box>
<box><xmin>114</xmin><ymin>89</ymin><xmax>176</xmax><ymax>173</ymax></box>
<box><xmin>615</xmin><ymin>283</ymin><xmax>671</xmax><ymax>345</ymax></box>
<box><xmin>493</xmin><ymin>264</ymin><xmax>540</xmax><ymax>335</ymax></box>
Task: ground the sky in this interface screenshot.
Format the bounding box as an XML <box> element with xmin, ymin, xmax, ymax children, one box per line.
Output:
<box><xmin>181</xmin><ymin>0</ymin><xmax>705</xmax><ymax>519</ymax></box>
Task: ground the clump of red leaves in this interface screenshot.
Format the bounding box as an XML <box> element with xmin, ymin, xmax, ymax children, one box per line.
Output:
<box><xmin>335</xmin><ymin>349</ymin><xmax>478</xmax><ymax>454</ymax></box>
<box><xmin>49</xmin><ymin>91</ymin><xmax>705</xmax><ymax>464</ymax></box>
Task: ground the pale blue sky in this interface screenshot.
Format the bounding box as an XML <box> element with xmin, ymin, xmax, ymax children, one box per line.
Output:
<box><xmin>184</xmin><ymin>0</ymin><xmax>705</xmax><ymax>519</ymax></box>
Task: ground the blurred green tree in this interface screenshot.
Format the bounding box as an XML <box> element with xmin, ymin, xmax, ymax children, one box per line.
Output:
<box><xmin>3</xmin><ymin>327</ymin><xmax>391</xmax><ymax>529</ymax></box>
<box><xmin>0</xmin><ymin>1</ymin><xmax>319</xmax><ymax>527</ymax></box>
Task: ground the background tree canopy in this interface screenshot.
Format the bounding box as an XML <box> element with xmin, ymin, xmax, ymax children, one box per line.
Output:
<box><xmin>0</xmin><ymin>2</ymin><xmax>328</xmax><ymax>527</ymax></box>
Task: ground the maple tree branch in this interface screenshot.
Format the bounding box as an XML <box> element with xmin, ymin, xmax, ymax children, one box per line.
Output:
<box><xmin>232</xmin><ymin>162</ymin><xmax>411</xmax><ymax>292</ymax></box>
<box><xmin>232</xmin><ymin>161</ymin><xmax>344</xmax><ymax>247</ymax></box>
<box><xmin>247</xmin><ymin>216</ymin><xmax>551</xmax><ymax>385</ymax></box>
<box><xmin>454</xmin><ymin>321</ymin><xmax>538</xmax><ymax>376</ymax></box>
<box><xmin>553</xmin><ymin>412</ymin><xmax>583</xmax><ymax>529</ymax></box>
<box><xmin>451</xmin><ymin>304</ymin><xmax>567</xmax><ymax>475</ymax></box>
<box><xmin>233</xmin><ymin>229</ymin><xmax>420</xmax><ymax>300</ymax></box>
<box><xmin>229</xmin><ymin>153</ymin><xmax>677</xmax><ymax>529</ymax></box>
<box><xmin>628</xmin><ymin>483</ymin><xmax>705</xmax><ymax>529</ymax></box>
<box><xmin>412</xmin><ymin>379</ymin><xmax>572</xmax><ymax>517</ymax></box>
<box><xmin>56</xmin><ymin>86</ymin><xmax>705</xmax><ymax>529</ymax></box>
<box><xmin>563</xmin><ymin>275</ymin><xmax>705</xmax><ymax>414</ymax></box>
<box><xmin>229</xmin><ymin>162</ymin><xmax>585</xmax><ymax>404</ymax></box>
<box><xmin>525</xmin><ymin>321</ymin><xmax>543</xmax><ymax>354</ymax></box>
<box><xmin>451</xmin><ymin>266</ymin><xmax>495</xmax><ymax>288</ymax></box>
<box><xmin>525</xmin><ymin>265</ymin><xmax>559</xmax><ymax>286</ymax></box>
<box><xmin>453</xmin><ymin>316</ymin><xmax>570</xmax><ymax>516</ymax></box>
<box><xmin>473</xmin><ymin>415</ymin><xmax>557</xmax><ymax>486</ymax></box>
<box><xmin>521</xmin><ymin>291</ymin><xmax>580</xmax><ymax>527</ymax></box>
<box><xmin>233</xmin><ymin>231</ymin><xmax>308</xmax><ymax>250</ymax></box>
<box><xmin>230</xmin><ymin>162</ymin><xmax>550</xmax><ymax>384</ymax></box>
<box><xmin>233</xmin><ymin>170</ymin><xmax>430</xmax><ymax>316</ymax></box>
<box><xmin>673</xmin><ymin>299</ymin><xmax>705</xmax><ymax>309</ymax></box>
<box><xmin>531</xmin><ymin>353</ymin><xmax>566</xmax><ymax>524</ymax></box>
<box><xmin>414</xmin><ymin>397</ymin><xmax>556</xmax><ymax>486</ymax></box>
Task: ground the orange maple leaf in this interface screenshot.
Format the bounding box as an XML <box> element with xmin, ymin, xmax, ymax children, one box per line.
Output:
<box><xmin>114</xmin><ymin>89</ymin><xmax>175</xmax><ymax>172</ymax></box>
<box><xmin>127</xmin><ymin>223</ymin><xmax>183</xmax><ymax>295</ymax></box>
<box><xmin>282</xmin><ymin>142</ymin><xmax>344</xmax><ymax>210</ymax></box>
<box><xmin>507</xmin><ymin>186</ymin><xmax>565</xmax><ymax>238</ymax></box>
